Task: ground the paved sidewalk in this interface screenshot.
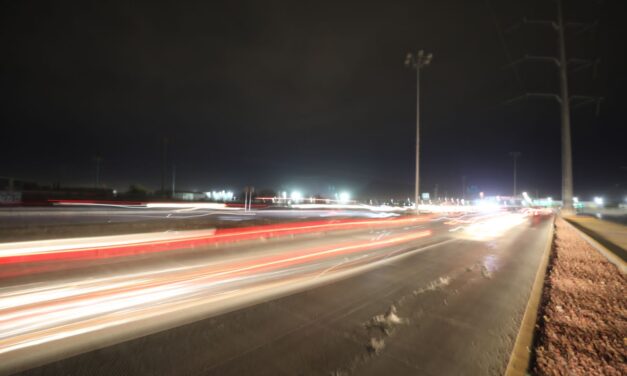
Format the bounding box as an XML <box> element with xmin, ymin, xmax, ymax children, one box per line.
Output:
<box><xmin>564</xmin><ymin>215</ymin><xmax>627</xmax><ymax>262</ymax></box>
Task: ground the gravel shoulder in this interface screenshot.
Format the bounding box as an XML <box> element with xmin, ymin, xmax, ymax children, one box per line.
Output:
<box><xmin>532</xmin><ymin>218</ymin><xmax>626</xmax><ymax>376</ymax></box>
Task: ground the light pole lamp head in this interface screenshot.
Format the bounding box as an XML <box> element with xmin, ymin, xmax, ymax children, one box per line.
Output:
<box><xmin>417</xmin><ymin>51</ymin><xmax>433</xmax><ymax>68</ymax></box>
<box><xmin>404</xmin><ymin>52</ymin><xmax>414</xmax><ymax>68</ymax></box>
<box><xmin>424</xmin><ymin>53</ymin><xmax>433</xmax><ymax>65</ymax></box>
<box><xmin>406</xmin><ymin>50</ymin><xmax>434</xmax><ymax>69</ymax></box>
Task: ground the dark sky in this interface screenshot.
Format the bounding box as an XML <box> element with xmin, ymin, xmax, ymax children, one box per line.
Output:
<box><xmin>1</xmin><ymin>0</ymin><xmax>625</xmax><ymax>200</ymax></box>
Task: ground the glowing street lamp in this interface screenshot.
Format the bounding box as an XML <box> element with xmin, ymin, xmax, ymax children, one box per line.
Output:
<box><xmin>405</xmin><ymin>49</ymin><xmax>433</xmax><ymax>213</ymax></box>
<box><xmin>338</xmin><ymin>191</ymin><xmax>350</xmax><ymax>204</ymax></box>
<box><xmin>290</xmin><ymin>191</ymin><xmax>302</xmax><ymax>203</ymax></box>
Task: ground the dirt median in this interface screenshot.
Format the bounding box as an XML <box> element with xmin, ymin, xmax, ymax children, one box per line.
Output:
<box><xmin>532</xmin><ymin>218</ymin><xmax>626</xmax><ymax>375</ymax></box>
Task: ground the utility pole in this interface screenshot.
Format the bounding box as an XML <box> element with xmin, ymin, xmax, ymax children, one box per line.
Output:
<box><xmin>161</xmin><ymin>137</ymin><xmax>168</xmax><ymax>197</ymax></box>
<box><xmin>509</xmin><ymin>152</ymin><xmax>521</xmax><ymax>197</ymax></box>
<box><xmin>405</xmin><ymin>50</ymin><xmax>433</xmax><ymax>214</ymax></box>
<box><xmin>556</xmin><ymin>0</ymin><xmax>573</xmax><ymax>212</ymax></box>
<box><xmin>94</xmin><ymin>156</ymin><xmax>102</xmax><ymax>188</ymax></box>
<box><xmin>243</xmin><ymin>186</ymin><xmax>254</xmax><ymax>211</ymax></box>
<box><xmin>171</xmin><ymin>164</ymin><xmax>176</xmax><ymax>198</ymax></box>
<box><xmin>504</xmin><ymin>0</ymin><xmax>602</xmax><ymax>213</ymax></box>
<box><xmin>244</xmin><ymin>187</ymin><xmax>248</xmax><ymax>211</ymax></box>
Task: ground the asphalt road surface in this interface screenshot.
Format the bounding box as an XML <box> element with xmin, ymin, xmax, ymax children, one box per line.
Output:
<box><xmin>1</xmin><ymin>212</ymin><xmax>553</xmax><ymax>376</ymax></box>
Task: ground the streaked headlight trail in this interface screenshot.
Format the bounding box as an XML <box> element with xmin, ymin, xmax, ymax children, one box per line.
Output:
<box><xmin>0</xmin><ymin>210</ymin><xmax>534</xmax><ymax>374</ymax></box>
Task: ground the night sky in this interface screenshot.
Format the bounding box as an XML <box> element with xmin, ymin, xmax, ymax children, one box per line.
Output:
<box><xmin>1</xmin><ymin>0</ymin><xmax>625</xmax><ymax>200</ymax></box>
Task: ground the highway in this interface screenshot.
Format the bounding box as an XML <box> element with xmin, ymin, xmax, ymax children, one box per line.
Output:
<box><xmin>0</xmin><ymin>206</ymin><xmax>400</xmax><ymax>242</ymax></box>
<box><xmin>0</xmin><ymin>205</ymin><xmax>400</xmax><ymax>227</ymax></box>
<box><xmin>0</xmin><ymin>210</ymin><xmax>553</xmax><ymax>375</ymax></box>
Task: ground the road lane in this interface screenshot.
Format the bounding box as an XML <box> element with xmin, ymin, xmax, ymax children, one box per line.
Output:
<box><xmin>0</xmin><ymin>207</ymin><xmax>404</xmax><ymax>242</ymax></box>
<box><xmin>1</xmin><ymin>212</ymin><xmax>551</xmax><ymax>375</ymax></box>
<box><xmin>0</xmin><ymin>207</ymin><xmax>399</xmax><ymax>228</ymax></box>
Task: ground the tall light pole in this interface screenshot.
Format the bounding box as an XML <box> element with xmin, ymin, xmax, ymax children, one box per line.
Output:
<box><xmin>171</xmin><ymin>164</ymin><xmax>176</xmax><ymax>197</ymax></box>
<box><xmin>161</xmin><ymin>137</ymin><xmax>168</xmax><ymax>197</ymax></box>
<box><xmin>405</xmin><ymin>50</ymin><xmax>433</xmax><ymax>214</ymax></box>
<box><xmin>509</xmin><ymin>152</ymin><xmax>521</xmax><ymax>197</ymax></box>
<box><xmin>94</xmin><ymin>155</ymin><xmax>102</xmax><ymax>188</ymax></box>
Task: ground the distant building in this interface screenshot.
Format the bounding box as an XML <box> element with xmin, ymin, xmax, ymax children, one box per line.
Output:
<box><xmin>0</xmin><ymin>177</ymin><xmax>114</xmax><ymax>204</ymax></box>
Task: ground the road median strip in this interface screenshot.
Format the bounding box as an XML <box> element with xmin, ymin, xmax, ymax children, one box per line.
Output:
<box><xmin>530</xmin><ymin>217</ymin><xmax>625</xmax><ymax>375</ymax></box>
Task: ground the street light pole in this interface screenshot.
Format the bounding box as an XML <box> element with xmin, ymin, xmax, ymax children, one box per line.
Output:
<box><xmin>171</xmin><ymin>164</ymin><xmax>176</xmax><ymax>197</ymax></box>
<box><xmin>94</xmin><ymin>156</ymin><xmax>102</xmax><ymax>188</ymax></box>
<box><xmin>405</xmin><ymin>50</ymin><xmax>433</xmax><ymax>214</ymax></box>
<box><xmin>509</xmin><ymin>152</ymin><xmax>521</xmax><ymax>197</ymax></box>
<box><xmin>161</xmin><ymin>137</ymin><xmax>168</xmax><ymax>197</ymax></box>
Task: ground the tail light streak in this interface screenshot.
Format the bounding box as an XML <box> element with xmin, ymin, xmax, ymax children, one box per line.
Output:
<box><xmin>0</xmin><ymin>227</ymin><xmax>431</xmax><ymax>357</ymax></box>
<box><xmin>0</xmin><ymin>216</ymin><xmax>432</xmax><ymax>266</ymax></box>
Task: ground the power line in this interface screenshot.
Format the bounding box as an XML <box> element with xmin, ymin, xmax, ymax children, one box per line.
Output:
<box><xmin>485</xmin><ymin>0</ymin><xmax>524</xmax><ymax>91</ymax></box>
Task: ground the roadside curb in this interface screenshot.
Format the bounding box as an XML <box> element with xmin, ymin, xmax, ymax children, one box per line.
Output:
<box><xmin>562</xmin><ymin>217</ymin><xmax>626</xmax><ymax>274</ymax></box>
<box><xmin>504</xmin><ymin>216</ymin><xmax>555</xmax><ymax>376</ymax></box>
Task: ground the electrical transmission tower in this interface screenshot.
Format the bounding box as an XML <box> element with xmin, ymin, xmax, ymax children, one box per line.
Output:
<box><xmin>505</xmin><ymin>0</ymin><xmax>602</xmax><ymax>213</ymax></box>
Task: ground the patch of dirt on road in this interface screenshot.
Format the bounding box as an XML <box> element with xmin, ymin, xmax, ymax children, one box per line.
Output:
<box><xmin>532</xmin><ymin>218</ymin><xmax>626</xmax><ymax>376</ymax></box>
<box><xmin>412</xmin><ymin>276</ymin><xmax>451</xmax><ymax>295</ymax></box>
<box><xmin>331</xmin><ymin>274</ymin><xmax>455</xmax><ymax>375</ymax></box>
<box><xmin>366</xmin><ymin>304</ymin><xmax>406</xmax><ymax>336</ymax></box>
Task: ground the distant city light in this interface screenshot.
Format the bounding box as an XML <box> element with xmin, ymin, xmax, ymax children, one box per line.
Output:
<box><xmin>573</xmin><ymin>197</ymin><xmax>579</xmax><ymax>203</ymax></box>
<box><xmin>593</xmin><ymin>196</ymin><xmax>604</xmax><ymax>205</ymax></box>
<box><xmin>206</xmin><ymin>190</ymin><xmax>234</xmax><ymax>201</ymax></box>
<box><xmin>338</xmin><ymin>191</ymin><xmax>350</xmax><ymax>203</ymax></box>
<box><xmin>290</xmin><ymin>191</ymin><xmax>302</xmax><ymax>202</ymax></box>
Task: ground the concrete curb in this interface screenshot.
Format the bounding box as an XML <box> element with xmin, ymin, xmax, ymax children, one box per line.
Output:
<box><xmin>562</xmin><ymin>217</ymin><xmax>626</xmax><ymax>274</ymax></box>
<box><xmin>505</xmin><ymin>216</ymin><xmax>555</xmax><ymax>376</ymax></box>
